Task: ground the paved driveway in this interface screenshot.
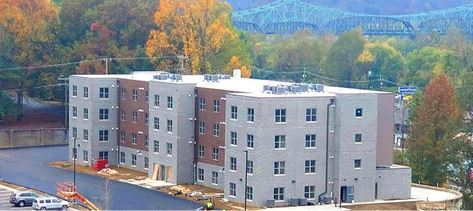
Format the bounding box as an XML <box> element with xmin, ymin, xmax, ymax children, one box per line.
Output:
<box><xmin>0</xmin><ymin>146</ymin><xmax>201</xmax><ymax>210</ymax></box>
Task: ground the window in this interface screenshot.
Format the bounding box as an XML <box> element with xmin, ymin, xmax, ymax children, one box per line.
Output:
<box><xmin>131</xmin><ymin>154</ymin><xmax>137</xmax><ymax>166</ymax></box>
<box><xmin>231</xmin><ymin>106</ymin><xmax>238</xmax><ymax>120</ymax></box>
<box><xmin>306</xmin><ymin>108</ymin><xmax>317</xmax><ymax>122</ymax></box>
<box><xmin>72</xmin><ymin>106</ymin><xmax>77</xmax><ymax>118</ymax></box>
<box><xmin>72</xmin><ymin>85</ymin><xmax>77</xmax><ymax>97</ymax></box>
<box><xmin>99</xmin><ymin>87</ymin><xmax>109</xmax><ymax>99</ymax></box>
<box><xmin>145</xmin><ymin>135</ymin><xmax>149</xmax><ymax>147</ymax></box>
<box><xmin>230</xmin><ymin>131</ymin><xmax>237</xmax><ymax>145</ymax></box>
<box><xmin>99</xmin><ymin>130</ymin><xmax>109</xmax><ymax>142</ymax></box>
<box><xmin>247</xmin><ymin>108</ymin><xmax>254</xmax><ymax>122</ymax></box>
<box><xmin>199</xmin><ymin>98</ymin><xmax>206</xmax><ymax>110</ymax></box>
<box><xmin>120</xmin><ymin>109</ymin><xmax>126</xmax><ymax>121</ymax></box>
<box><xmin>246</xmin><ymin>186</ymin><xmax>253</xmax><ymax>201</ymax></box>
<box><xmin>72</xmin><ymin>127</ymin><xmax>77</xmax><ymax>138</ymax></box>
<box><xmin>305</xmin><ymin>160</ymin><xmax>316</xmax><ymax>173</ymax></box>
<box><xmin>274</xmin><ymin>135</ymin><xmax>286</xmax><ymax>149</ymax></box>
<box><xmin>354</xmin><ymin>159</ymin><xmax>362</xmax><ymax>168</ymax></box>
<box><xmin>83</xmin><ymin>108</ymin><xmax>89</xmax><ymax>120</ymax></box>
<box><xmin>120</xmin><ymin>131</ymin><xmax>125</xmax><ymax>143</ymax></box>
<box><xmin>166</xmin><ymin>143</ymin><xmax>172</xmax><ymax>155</ymax></box>
<box><xmin>305</xmin><ymin>134</ymin><xmax>316</xmax><ymax>148</ymax></box>
<box><xmin>212</xmin><ymin>148</ymin><xmax>218</xmax><ymax>160</ymax></box>
<box><xmin>199</xmin><ymin>121</ymin><xmax>205</xmax><ymax>134</ymax></box>
<box><xmin>132</xmin><ymin>111</ymin><xmax>138</xmax><ymax>123</ymax></box>
<box><xmin>99</xmin><ymin>109</ymin><xmax>109</xmax><ymax>120</ymax></box>
<box><xmin>167</xmin><ymin>119</ymin><xmax>173</xmax><ymax>133</ymax></box>
<box><xmin>274</xmin><ymin>161</ymin><xmax>285</xmax><ymax>175</ymax></box>
<box><xmin>153</xmin><ymin>140</ymin><xmax>159</xmax><ymax>153</ymax></box>
<box><xmin>154</xmin><ymin>94</ymin><xmax>160</xmax><ymax>107</ymax></box>
<box><xmin>83</xmin><ymin>129</ymin><xmax>88</xmax><ymax>141</ymax></box>
<box><xmin>229</xmin><ymin>183</ymin><xmax>236</xmax><ymax>197</ymax></box>
<box><xmin>83</xmin><ymin>87</ymin><xmax>88</xmax><ymax>98</ymax></box>
<box><xmin>120</xmin><ymin>152</ymin><xmax>125</xmax><ymax>164</ymax></box>
<box><xmin>83</xmin><ymin>150</ymin><xmax>89</xmax><ymax>162</ymax></box>
<box><xmin>145</xmin><ymin>113</ymin><xmax>149</xmax><ymax>125</ymax></box>
<box><xmin>247</xmin><ymin>160</ymin><xmax>253</xmax><ymax>174</ymax></box>
<box><xmin>273</xmin><ymin>187</ymin><xmax>284</xmax><ymax>201</ymax></box>
<box><xmin>144</xmin><ymin>157</ymin><xmax>149</xmax><ymax>169</ymax></box>
<box><xmin>154</xmin><ymin>117</ymin><xmax>159</xmax><ymax>130</ymax></box>
<box><xmin>213</xmin><ymin>100</ymin><xmax>220</xmax><ymax>112</ymax></box>
<box><xmin>131</xmin><ymin>133</ymin><xmax>137</xmax><ymax>145</ymax></box>
<box><xmin>355</xmin><ymin>134</ymin><xmax>362</xmax><ymax>143</ymax></box>
<box><xmin>230</xmin><ymin>157</ymin><xmax>237</xmax><ymax>171</ymax></box>
<box><xmin>198</xmin><ymin>168</ymin><xmax>204</xmax><ymax>181</ymax></box>
<box><xmin>275</xmin><ymin>109</ymin><xmax>286</xmax><ymax>123</ymax></box>
<box><xmin>211</xmin><ymin>171</ymin><xmax>218</xmax><ymax>185</ymax></box>
<box><xmin>145</xmin><ymin>91</ymin><xmax>149</xmax><ymax>103</ymax></box>
<box><xmin>167</xmin><ymin>96</ymin><xmax>173</xmax><ymax>109</ymax></box>
<box><xmin>304</xmin><ymin>186</ymin><xmax>315</xmax><ymax>199</ymax></box>
<box><xmin>247</xmin><ymin>134</ymin><xmax>254</xmax><ymax>148</ymax></box>
<box><xmin>132</xmin><ymin>89</ymin><xmax>138</xmax><ymax>101</ymax></box>
<box><xmin>213</xmin><ymin>124</ymin><xmax>219</xmax><ymax>137</ymax></box>
<box><xmin>99</xmin><ymin>151</ymin><xmax>109</xmax><ymax>160</ymax></box>
<box><xmin>355</xmin><ymin>108</ymin><xmax>363</xmax><ymax>117</ymax></box>
<box><xmin>198</xmin><ymin>145</ymin><xmax>205</xmax><ymax>158</ymax></box>
<box><xmin>121</xmin><ymin>88</ymin><xmax>126</xmax><ymax>100</ymax></box>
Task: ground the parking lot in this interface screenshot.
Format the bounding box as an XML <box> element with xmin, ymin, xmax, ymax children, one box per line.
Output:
<box><xmin>0</xmin><ymin>185</ymin><xmax>32</xmax><ymax>210</ymax></box>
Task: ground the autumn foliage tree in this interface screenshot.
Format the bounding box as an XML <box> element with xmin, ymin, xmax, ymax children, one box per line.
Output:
<box><xmin>146</xmin><ymin>0</ymin><xmax>247</xmax><ymax>74</ymax></box>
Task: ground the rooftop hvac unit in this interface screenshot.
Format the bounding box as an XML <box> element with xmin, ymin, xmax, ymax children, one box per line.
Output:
<box><xmin>290</xmin><ymin>85</ymin><xmax>301</xmax><ymax>93</ymax></box>
<box><xmin>299</xmin><ymin>84</ymin><xmax>309</xmax><ymax>92</ymax></box>
<box><xmin>210</xmin><ymin>75</ymin><xmax>219</xmax><ymax>82</ymax></box>
<box><xmin>217</xmin><ymin>74</ymin><xmax>230</xmax><ymax>79</ymax></box>
<box><xmin>276</xmin><ymin>86</ymin><xmax>287</xmax><ymax>94</ymax></box>
<box><xmin>263</xmin><ymin>85</ymin><xmax>273</xmax><ymax>92</ymax></box>
<box><xmin>315</xmin><ymin>84</ymin><xmax>325</xmax><ymax>92</ymax></box>
<box><xmin>168</xmin><ymin>74</ymin><xmax>176</xmax><ymax>80</ymax></box>
<box><xmin>174</xmin><ymin>74</ymin><xmax>183</xmax><ymax>81</ymax></box>
<box><xmin>204</xmin><ymin>74</ymin><xmax>212</xmax><ymax>81</ymax></box>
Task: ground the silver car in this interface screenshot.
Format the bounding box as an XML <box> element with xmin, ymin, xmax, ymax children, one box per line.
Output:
<box><xmin>9</xmin><ymin>191</ymin><xmax>39</xmax><ymax>207</ymax></box>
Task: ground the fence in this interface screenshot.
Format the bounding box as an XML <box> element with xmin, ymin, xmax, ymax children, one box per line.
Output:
<box><xmin>0</xmin><ymin>128</ymin><xmax>68</xmax><ymax>148</ymax></box>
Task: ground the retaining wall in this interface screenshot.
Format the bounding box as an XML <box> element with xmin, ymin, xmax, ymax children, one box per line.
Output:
<box><xmin>0</xmin><ymin>128</ymin><xmax>68</xmax><ymax>148</ymax></box>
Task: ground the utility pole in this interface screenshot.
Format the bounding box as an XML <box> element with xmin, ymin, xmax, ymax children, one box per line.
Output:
<box><xmin>72</xmin><ymin>136</ymin><xmax>77</xmax><ymax>202</ymax></box>
<box><xmin>104</xmin><ymin>58</ymin><xmax>112</xmax><ymax>75</ymax></box>
<box><xmin>59</xmin><ymin>78</ymin><xmax>69</xmax><ymax>128</ymax></box>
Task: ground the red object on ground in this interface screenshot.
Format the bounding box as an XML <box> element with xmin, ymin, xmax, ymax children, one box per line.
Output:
<box><xmin>92</xmin><ymin>159</ymin><xmax>108</xmax><ymax>171</ymax></box>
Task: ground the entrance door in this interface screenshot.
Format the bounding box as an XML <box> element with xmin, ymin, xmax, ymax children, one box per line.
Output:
<box><xmin>160</xmin><ymin>164</ymin><xmax>166</xmax><ymax>181</ymax></box>
<box><xmin>152</xmin><ymin>164</ymin><xmax>159</xmax><ymax>180</ymax></box>
<box><xmin>341</xmin><ymin>186</ymin><xmax>354</xmax><ymax>203</ymax></box>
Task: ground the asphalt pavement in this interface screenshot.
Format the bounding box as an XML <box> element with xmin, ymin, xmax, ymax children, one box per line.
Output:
<box><xmin>0</xmin><ymin>146</ymin><xmax>201</xmax><ymax>210</ymax></box>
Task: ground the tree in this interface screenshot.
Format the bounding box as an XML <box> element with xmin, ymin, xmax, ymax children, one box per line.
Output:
<box><xmin>406</xmin><ymin>73</ymin><xmax>462</xmax><ymax>185</ymax></box>
<box><xmin>323</xmin><ymin>29</ymin><xmax>366</xmax><ymax>87</ymax></box>
<box><xmin>146</xmin><ymin>0</ymin><xmax>245</xmax><ymax>74</ymax></box>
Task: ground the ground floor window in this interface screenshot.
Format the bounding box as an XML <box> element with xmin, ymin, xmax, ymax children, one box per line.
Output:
<box><xmin>198</xmin><ymin>168</ymin><xmax>204</xmax><ymax>181</ymax></box>
<box><xmin>273</xmin><ymin>187</ymin><xmax>284</xmax><ymax>201</ymax></box>
<box><xmin>211</xmin><ymin>171</ymin><xmax>218</xmax><ymax>185</ymax></box>
<box><xmin>131</xmin><ymin>154</ymin><xmax>137</xmax><ymax>166</ymax></box>
<box><xmin>99</xmin><ymin>151</ymin><xmax>108</xmax><ymax>160</ymax></box>
<box><xmin>120</xmin><ymin>152</ymin><xmax>125</xmax><ymax>164</ymax></box>
<box><xmin>304</xmin><ymin>186</ymin><xmax>315</xmax><ymax>199</ymax></box>
<box><xmin>83</xmin><ymin>150</ymin><xmax>88</xmax><ymax>162</ymax></box>
<box><xmin>229</xmin><ymin>183</ymin><xmax>236</xmax><ymax>197</ymax></box>
<box><xmin>144</xmin><ymin>157</ymin><xmax>149</xmax><ymax>169</ymax></box>
<box><xmin>246</xmin><ymin>186</ymin><xmax>253</xmax><ymax>201</ymax></box>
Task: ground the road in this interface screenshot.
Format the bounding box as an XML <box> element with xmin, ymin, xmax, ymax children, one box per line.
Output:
<box><xmin>0</xmin><ymin>146</ymin><xmax>201</xmax><ymax>210</ymax></box>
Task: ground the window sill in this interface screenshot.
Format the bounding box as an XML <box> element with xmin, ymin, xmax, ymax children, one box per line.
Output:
<box><xmin>305</xmin><ymin>147</ymin><xmax>317</xmax><ymax>149</ymax></box>
<box><xmin>305</xmin><ymin>173</ymin><xmax>316</xmax><ymax>175</ymax></box>
<box><xmin>83</xmin><ymin>97</ymin><xmax>88</xmax><ymax>100</ymax></box>
<box><xmin>211</xmin><ymin>183</ymin><xmax>218</xmax><ymax>186</ymax></box>
<box><xmin>274</xmin><ymin>122</ymin><xmax>287</xmax><ymax>125</ymax></box>
<box><xmin>230</xmin><ymin>144</ymin><xmax>237</xmax><ymax>147</ymax></box>
<box><xmin>355</xmin><ymin>116</ymin><xmax>363</xmax><ymax>119</ymax></box>
<box><xmin>354</xmin><ymin>167</ymin><xmax>362</xmax><ymax>169</ymax></box>
<box><xmin>306</xmin><ymin>121</ymin><xmax>318</xmax><ymax>124</ymax></box>
<box><xmin>246</xmin><ymin>121</ymin><xmax>254</xmax><ymax>124</ymax></box>
<box><xmin>229</xmin><ymin>170</ymin><xmax>236</xmax><ymax>173</ymax></box>
<box><xmin>229</xmin><ymin>195</ymin><xmax>236</xmax><ymax>198</ymax></box>
<box><xmin>167</xmin><ymin>132</ymin><xmax>173</xmax><ymax>134</ymax></box>
<box><xmin>274</xmin><ymin>174</ymin><xmax>285</xmax><ymax>177</ymax></box>
<box><xmin>230</xmin><ymin>119</ymin><xmax>237</xmax><ymax>121</ymax></box>
<box><xmin>167</xmin><ymin>154</ymin><xmax>173</xmax><ymax>157</ymax></box>
<box><xmin>72</xmin><ymin>117</ymin><xmax>77</xmax><ymax>119</ymax></box>
<box><xmin>144</xmin><ymin>168</ymin><xmax>149</xmax><ymax>170</ymax></box>
<box><xmin>72</xmin><ymin>96</ymin><xmax>77</xmax><ymax>98</ymax></box>
<box><xmin>98</xmin><ymin>141</ymin><xmax>110</xmax><ymax>143</ymax></box>
<box><xmin>131</xmin><ymin>165</ymin><xmax>137</xmax><ymax>167</ymax></box>
<box><xmin>99</xmin><ymin>120</ymin><xmax>110</xmax><ymax>122</ymax></box>
<box><xmin>83</xmin><ymin>119</ymin><xmax>88</xmax><ymax>121</ymax></box>
<box><xmin>154</xmin><ymin>152</ymin><xmax>159</xmax><ymax>154</ymax></box>
<box><xmin>247</xmin><ymin>173</ymin><xmax>253</xmax><ymax>176</ymax></box>
<box><xmin>246</xmin><ymin>147</ymin><xmax>254</xmax><ymax>150</ymax></box>
<box><xmin>82</xmin><ymin>161</ymin><xmax>88</xmax><ymax>163</ymax></box>
<box><xmin>275</xmin><ymin>148</ymin><xmax>286</xmax><ymax>151</ymax></box>
<box><xmin>82</xmin><ymin>140</ymin><xmax>88</xmax><ymax>142</ymax></box>
<box><xmin>99</xmin><ymin>98</ymin><xmax>110</xmax><ymax>100</ymax></box>
<box><xmin>355</xmin><ymin>142</ymin><xmax>362</xmax><ymax>145</ymax></box>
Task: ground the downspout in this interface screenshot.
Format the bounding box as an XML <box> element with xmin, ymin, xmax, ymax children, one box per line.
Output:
<box><xmin>318</xmin><ymin>98</ymin><xmax>335</xmax><ymax>203</ymax></box>
<box><xmin>193</xmin><ymin>88</ymin><xmax>199</xmax><ymax>183</ymax></box>
<box><xmin>117</xmin><ymin>80</ymin><xmax>121</xmax><ymax>167</ymax></box>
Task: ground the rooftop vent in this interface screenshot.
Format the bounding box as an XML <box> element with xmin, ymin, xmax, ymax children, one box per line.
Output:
<box><xmin>168</xmin><ymin>74</ymin><xmax>183</xmax><ymax>81</ymax></box>
<box><xmin>315</xmin><ymin>84</ymin><xmax>324</xmax><ymax>92</ymax></box>
<box><xmin>217</xmin><ymin>74</ymin><xmax>231</xmax><ymax>79</ymax></box>
<box><xmin>153</xmin><ymin>73</ymin><xmax>169</xmax><ymax>80</ymax></box>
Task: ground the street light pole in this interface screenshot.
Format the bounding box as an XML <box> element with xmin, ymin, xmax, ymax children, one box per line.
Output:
<box><xmin>73</xmin><ymin>136</ymin><xmax>77</xmax><ymax>192</ymax></box>
<box><xmin>244</xmin><ymin>150</ymin><xmax>248</xmax><ymax>211</ymax></box>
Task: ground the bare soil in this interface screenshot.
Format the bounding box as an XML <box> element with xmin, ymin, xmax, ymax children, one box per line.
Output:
<box><xmin>49</xmin><ymin>161</ymin><xmax>147</xmax><ymax>180</ymax></box>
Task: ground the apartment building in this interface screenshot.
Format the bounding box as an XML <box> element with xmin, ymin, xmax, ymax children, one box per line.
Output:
<box><xmin>68</xmin><ymin>71</ymin><xmax>411</xmax><ymax>207</ymax></box>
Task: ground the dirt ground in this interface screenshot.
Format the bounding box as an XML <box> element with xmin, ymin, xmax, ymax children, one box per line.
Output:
<box><xmin>49</xmin><ymin>161</ymin><xmax>147</xmax><ymax>180</ymax></box>
<box><xmin>343</xmin><ymin>201</ymin><xmax>417</xmax><ymax>210</ymax></box>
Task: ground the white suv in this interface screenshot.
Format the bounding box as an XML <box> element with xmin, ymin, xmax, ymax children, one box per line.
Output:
<box><xmin>32</xmin><ymin>197</ymin><xmax>70</xmax><ymax>210</ymax></box>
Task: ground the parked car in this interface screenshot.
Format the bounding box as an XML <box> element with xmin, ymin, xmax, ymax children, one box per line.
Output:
<box><xmin>32</xmin><ymin>196</ymin><xmax>70</xmax><ymax>210</ymax></box>
<box><xmin>9</xmin><ymin>191</ymin><xmax>39</xmax><ymax>207</ymax></box>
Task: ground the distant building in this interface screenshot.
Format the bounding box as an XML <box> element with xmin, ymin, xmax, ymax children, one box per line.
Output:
<box><xmin>68</xmin><ymin>71</ymin><xmax>411</xmax><ymax>207</ymax></box>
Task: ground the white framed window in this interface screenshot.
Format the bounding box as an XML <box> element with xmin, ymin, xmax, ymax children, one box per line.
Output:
<box><xmin>167</xmin><ymin>96</ymin><xmax>173</xmax><ymax>109</ymax></box>
<box><xmin>247</xmin><ymin>108</ymin><xmax>254</xmax><ymax>122</ymax></box>
<box><xmin>120</xmin><ymin>88</ymin><xmax>126</xmax><ymax>100</ymax></box>
<box><xmin>247</xmin><ymin>134</ymin><xmax>254</xmax><ymax>148</ymax></box>
<box><xmin>229</xmin><ymin>183</ymin><xmax>236</xmax><ymax>197</ymax></box>
<box><xmin>145</xmin><ymin>113</ymin><xmax>149</xmax><ymax>125</ymax></box>
<box><xmin>247</xmin><ymin>160</ymin><xmax>253</xmax><ymax>174</ymax></box>
<box><xmin>305</xmin><ymin>160</ymin><xmax>316</xmax><ymax>173</ymax></box>
<box><xmin>154</xmin><ymin>117</ymin><xmax>159</xmax><ymax>130</ymax></box>
<box><xmin>99</xmin><ymin>130</ymin><xmax>109</xmax><ymax>142</ymax></box>
<box><xmin>145</xmin><ymin>91</ymin><xmax>149</xmax><ymax>103</ymax></box>
<box><xmin>167</xmin><ymin>119</ymin><xmax>173</xmax><ymax>133</ymax></box>
<box><xmin>246</xmin><ymin>186</ymin><xmax>253</xmax><ymax>201</ymax></box>
<box><xmin>354</xmin><ymin>159</ymin><xmax>362</xmax><ymax>169</ymax></box>
<box><xmin>166</xmin><ymin>143</ymin><xmax>172</xmax><ymax>155</ymax></box>
<box><xmin>274</xmin><ymin>161</ymin><xmax>285</xmax><ymax>175</ymax></box>
<box><xmin>273</xmin><ymin>187</ymin><xmax>284</xmax><ymax>201</ymax></box>
<box><xmin>83</xmin><ymin>87</ymin><xmax>88</xmax><ymax>98</ymax></box>
<box><xmin>213</xmin><ymin>123</ymin><xmax>219</xmax><ymax>137</ymax></box>
<box><xmin>305</xmin><ymin>134</ymin><xmax>316</xmax><ymax>148</ymax></box>
<box><xmin>212</xmin><ymin>148</ymin><xmax>218</xmax><ymax>160</ymax></box>
<box><xmin>131</xmin><ymin>133</ymin><xmax>137</xmax><ymax>145</ymax></box>
<box><xmin>120</xmin><ymin>131</ymin><xmax>125</xmax><ymax>143</ymax></box>
<box><xmin>144</xmin><ymin>157</ymin><xmax>149</xmax><ymax>169</ymax></box>
<box><xmin>211</xmin><ymin>171</ymin><xmax>219</xmax><ymax>185</ymax></box>
<box><xmin>83</xmin><ymin>129</ymin><xmax>88</xmax><ymax>141</ymax></box>
<box><xmin>72</xmin><ymin>106</ymin><xmax>77</xmax><ymax>118</ymax></box>
<box><xmin>153</xmin><ymin>140</ymin><xmax>159</xmax><ymax>153</ymax></box>
<box><xmin>120</xmin><ymin>109</ymin><xmax>126</xmax><ymax>121</ymax></box>
<box><xmin>199</xmin><ymin>121</ymin><xmax>205</xmax><ymax>134</ymax></box>
<box><xmin>230</xmin><ymin>157</ymin><xmax>237</xmax><ymax>171</ymax></box>
<box><xmin>198</xmin><ymin>145</ymin><xmax>205</xmax><ymax>158</ymax></box>
<box><xmin>275</xmin><ymin>109</ymin><xmax>286</xmax><ymax>123</ymax></box>
<box><xmin>132</xmin><ymin>89</ymin><xmax>138</xmax><ymax>101</ymax></box>
<box><xmin>154</xmin><ymin>94</ymin><xmax>160</xmax><ymax>107</ymax></box>
<box><xmin>304</xmin><ymin>186</ymin><xmax>315</xmax><ymax>199</ymax></box>
<box><xmin>120</xmin><ymin>152</ymin><xmax>125</xmax><ymax>164</ymax></box>
<box><xmin>72</xmin><ymin>85</ymin><xmax>77</xmax><ymax>97</ymax></box>
<box><xmin>230</xmin><ymin>131</ymin><xmax>237</xmax><ymax>145</ymax></box>
<box><xmin>306</xmin><ymin>108</ymin><xmax>317</xmax><ymax>122</ymax></box>
<box><xmin>231</xmin><ymin>106</ymin><xmax>238</xmax><ymax>120</ymax></box>
<box><xmin>99</xmin><ymin>109</ymin><xmax>109</xmax><ymax>120</ymax></box>
<box><xmin>274</xmin><ymin>135</ymin><xmax>286</xmax><ymax>149</ymax></box>
<box><xmin>99</xmin><ymin>151</ymin><xmax>109</xmax><ymax>160</ymax></box>
<box><xmin>99</xmin><ymin>87</ymin><xmax>109</xmax><ymax>99</ymax></box>
<box><xmin>83</xmin><ymin>150</ymin><xmax>89</xmax><ymax>162</ymax></box>
<box><xmin>213</xmin><ymin>100</ymin><xmax>220</xmax><ymax>113</ymax></box>
<box><xmin>72</xmin><ymin>127</ymin><xmax>77</xmax><ymax>138</ymax></box>
<box><xmin>132</xmin><ymin>111</ymin><xmax>138</xmax><ymax>123</ymax></box>
<box><xmin>131</xmin><ymin>154</ymin><xmax>137</xmax><ymax>166</ymax></box>
<box><xmin>355</xmin><ymin>108</ymin><xmax>363</xmax><ymax>117</ymax></box>
<box><xmin>198</xmin><ymin>168</ymin><xmax>204</xmax><ymax>181</ymax></box>
<box><xmin>199</xmin><ymin>98</ymin><xmax>206</xmax><ymax>110</ymax></box>
<box><xmin>83</xmin><ymin>108</ymin><xmax>89</xmax><ymax>120</ymax></box>
<box><xmin>355</xmin><ymin>134</ymin><xmax>362</xmax><ymax>143</ymax></box>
